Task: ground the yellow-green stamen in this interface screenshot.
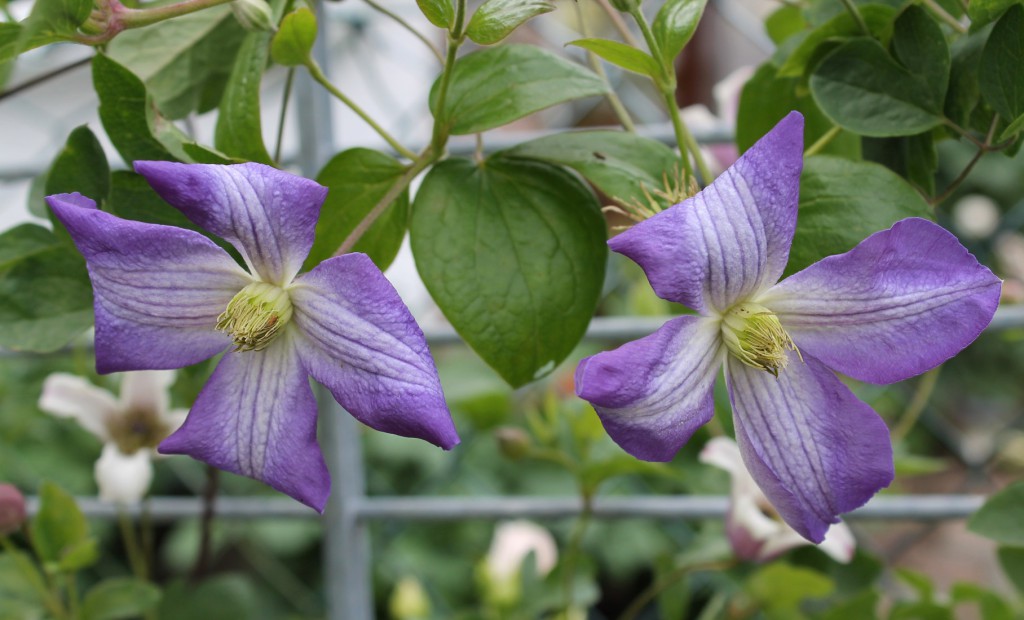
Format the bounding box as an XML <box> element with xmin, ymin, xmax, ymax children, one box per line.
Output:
<box><xmin>721</xmin><ymin>302</ymin><xmax>801</xmax><ymax>377</ymax></box>
<box><xmin>216</xmin><ymin>282</ymin><xmax>293</xmax><ymax>352</ymax></box>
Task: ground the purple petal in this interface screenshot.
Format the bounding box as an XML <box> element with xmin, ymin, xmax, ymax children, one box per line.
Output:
<box><xmin>159</xmin><ymin>334</ymin><xmax>330</xmax><ymax>511</ymax></box>
<box><xmin>726</xmin><ymin>353</ymin><xmax>894</xmax><ymax>543</ymax></box>
<box><xmin>609</xmin><ymin>112</ymin><xmax>803</xmax><ymax>313</ymax></box>
<box><xmin>47</xmin><ymin>193</ymin><xmax>250</xmax><ymax>374</ymax></box>
<box><xmin>575</xmin><ymin>315</ymin><xmax>723</xmax><ymax>461</ymax></box>
<box><xmin>134</xmin><ymin>161</ymin><xmax>328</xmax><ymax>286</ymax></box>
<box><xmin>760</xmin><ymin>218</ymin><xmax>1001</xmax><ymax>384</ymax></box>
<box><xmin>289</xmin><ymin>253</ymin><xmax>459</xmax><ymax>449</ymax></box>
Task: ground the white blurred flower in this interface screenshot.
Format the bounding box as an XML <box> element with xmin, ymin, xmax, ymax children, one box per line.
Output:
<box><xmin>486</xmin><ymin>520</ymin><xmax>558</xmax><ymax>581</ymax></box>
<box><xmin>38</xmin><ymin>371</ymin><xmax>186</xmax><ymax>503</ymax></box>
<box><xmin>953</xmin><ymin>194</ymin><xmax>1001</xmax><ymax>240</ymax></box>
<box><xmin>700</xmin><ymin>437</ymin><xmax>855</xmax><ymax>563</ymax></box>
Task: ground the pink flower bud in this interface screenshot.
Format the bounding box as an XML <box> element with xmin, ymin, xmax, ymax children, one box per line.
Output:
<box><xmin>0</xmin><ymin>484</ymin><xmax>27</xmax><ymax>536</ymax></box>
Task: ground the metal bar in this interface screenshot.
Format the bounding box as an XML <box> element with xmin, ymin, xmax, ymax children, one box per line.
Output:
<box><xmin>24</xmin><ymin>494</ymin><xmax>987</xmax><ymax>521</ymax></box>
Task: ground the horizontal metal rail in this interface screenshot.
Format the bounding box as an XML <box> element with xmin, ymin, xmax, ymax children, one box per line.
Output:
<box><xmin>23</xmin><ymin>494</ymin><xmax>986</xmax><ymax>522</ymax></box>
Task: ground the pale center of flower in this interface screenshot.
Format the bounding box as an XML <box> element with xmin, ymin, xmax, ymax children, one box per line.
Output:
<box><xmin>216</xmin><ymin>282</ymin><xmax>293</xmax><ymax>352</ymax></box>
<box><xmin>721</xmin><ymin>302</ymin><xmax>800</xmax><ymax>377</ymax></box>
<box><xmin>107</xmin><ymin>409</ymin><xmax>170</xmax><ymax>455</ymax></box>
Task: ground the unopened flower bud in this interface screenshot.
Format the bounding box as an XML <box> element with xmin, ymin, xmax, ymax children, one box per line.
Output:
<box><xmin>0</xmin><ymin>484</ymin><xmax>27</xmax><ymax>536</ymax></box>
<box><xmin>495</xmin><ymin>427</ymin><xmax>531</xmax><ymax>460</ymax></box>
<box><xmin>388</xmin><ymin>576</ymin><xmax>431</xmax><ymax>619</ymax></box>
<box><xmin>231</xmin><ymin>0</ymin><xmax>275</xmax><ymax>31</ymax></box>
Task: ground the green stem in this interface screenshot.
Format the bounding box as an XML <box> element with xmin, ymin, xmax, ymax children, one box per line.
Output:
<box><xmin>64</xmin><ymin>574</ymin><xmax>79</xmax><ymax>619</ymax></box>
<box><xmin>335</xmin><ymin>147</ymin><xmax>434</xmax><ymax>256</ymax></box>
<box><xmin>0</xmin><ymin>537</ymin><xmax>69</xmax><ymax>620</ymax></box>
<box><xmin>921</xmin><ymin>0</ymin><xmax>967</xmax><ymax>33</ymax></box>
<box><xmin>595</xmin><ymin>0</ymin><xmax>641</xmax><ymax>48</ymax></box>
<box><xmin>305</xmin><ymin>61</ymin><xmax>418</xmax><ymax>160</ymax></box>
<box><xmin>932</xmin><ymin>115</ymin><xmax>1001</xmax><ymax>206</ymax></box>
<box><xmin>618</xmin><ymin>560</ymin><xmax>734</xmax><ymax>620</ymax></box>
<box><xmin>363</xmin><ymin>0</ymin><xmax>443</xmax><ymax>63</ymax></box>
<box><xmin>665</xmin><ymin>91</ymin><xmax>712</xmax><ymax>183</ymax></box>
<box><xmin>430</xmin><ymin>0</ymin><xmax>466</xmax><ymax>158</ymax></box>
<box><xmin>274</xmin><ymin>68</ymin><xmax>296</xmax><ymax>165</ymax></box>
<box><xmin>118</xmin><ymin>509</ymin><xmax>148</xmax><ymax>580</ymax></box>
<box><xmin>118</xmin><ymin>0</ymin><xmax>235</xmax><ymax>28</ymax></box>
<box><xmin>575</xmin><ymin>0</ymin><xmax>636</xmax><ymax>132</ymax></box>
<box><xmin>891</xmin><ymin>366</ymin><xmax>941</xmax><ymax>442</ymax></box>
<box><xmin>804</xmin><ymin>125</ymin><xmax>842</xmax><ymax>157</ymax></box>
<box><xmin>839</xmin><ymin>0</ymin><xmax>870</xmax><ymax>36</ymax></box>
<box><xmin>560</xmin><ymin>493</ymin><xmax>593</xmax><ymax>612</ymax></box>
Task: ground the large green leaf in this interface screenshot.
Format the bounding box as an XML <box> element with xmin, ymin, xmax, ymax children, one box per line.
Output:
<box><xmin>997</xmin><ymin>546</ymin><xmax>1024</xmax><ymax>594</ymax></box>
<box><xmin>45</xmin><ymin>126</ymin><xmax>110</xmax><ymax>206</ymax></box>
<box><xmin>30</xmin><ymin>482</ymin><xmax>97</xmax><ymax>572</ymax></box>
<box><xmin>810</xmin><ymin>38</ymin><xmax>943</xmax><ymax>137</ymax></box>
<box><xmin>968</xmin><ymin>481</ymin><xmax>1024</xmax><ymax>546</ymax></box>
<box><xmin>498</xmin><ymin>130</ymin><xmax>680</xmax><ymax>204</ymax></box>
<box><xmin>788</xmin><ymin>155</ymin><xmax>932</xmax><ymax>275</ymax></box>
<box><xmin>980</xmin><ymin>5</ymin><xmax>1024</xmax><ymax>139</ymax></box>
<box><xmin>306</xmin><ymin>148</ymin><xmax>410</xmax><ymax>271</ymax></box>
<box><xmin>651</xmin><ymin>0</ymin><xmax>708</xmax><ymax>68</ymax></box>
<box><xmin>0</xmin><ymin>227</ymin><xmax>93</xmax><ymax>352</ymax></box>
<box><xmin>82</xmin><ymin>578</ymin><xmax>162</xmax><ymax>620</ymax></box>
<box><xmin>891</xmin><ymin>5</ymin><xmax>950</xmax><ymax>111</ymax></box>
<box><xmin>15</xmin><ymin>0</ymin><xmax>91</xmax><ymax>56</ymax></box>
<box><xmin>968</xmin><ymin>0</ymin><xmax>1020</xmax><ymax>30</ymax></box>
<box><xmin>567</xmin><ymin>38</ymin><xmax>661</xmax><ymax>79</ymax></box>
<box><xmin>736</xmin><ymin>62</ymin><xmax>860</xmax><ymax>158</ymax></box>
<box><xmin>945</xmin><ymin>24</ymin><xmax>991</xmax><ymax>130</ymax></box>
<box><xmin>775</xmin><ymin>4</ymin><xmax>898</xmax><ymax>78</ymax></box>
<box><xmin>466</xmin><ymin>0</ymin><xmax>553</xmax><ymax>45</ymax></box>
<box><xmin>107</xmin><ymin>5</ymin><xmax>247</xmax><ymax>120</ymax></box>
<box><xmin>745</xmin><ymin>563</ymin><xmax>834</xmax><ymax>613</ymax></box>
<box><xmin>430</xmin><ymin>44</ymin><xmax>606</xmax><ymax>135</ymax></box>
<box><xmin>863</xmin><ymin>131</ymin><xmax>938</xmax><ymax>196</ymax></box>
<box><xmin>214</xmin><ymin>7</ymin><xmax>277</xmax><ymax>163</ymax></box>
<box><xmin>411</xmin><ymin>157</ymin><xmax>606</xmax><ymax>387</ymax></box>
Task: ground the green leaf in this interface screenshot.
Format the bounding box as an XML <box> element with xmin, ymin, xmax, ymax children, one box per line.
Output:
<box><xmin>951</xmin><ymin>583</ymin><xmax>1014</xmax><ymax>620</ymax></box>
<box><xmin>788</xmin><ymin>155</ymin><xmax>932</xmax><ymax>275</ymax></box>
<box><xmin>810</xmin><ymin>38</ymin><xmax>943</xmax><ymax>137</ymax></box>
<box><xmin>980</xmin><ymin>5</ymin><xmax>1024</xmax><ymax>134</ymax></box>
<box><xmin>271</xmin><ymin>8</ymin><xmax>316</xmax><ymax>67</ymax></box>
<box><xmin>0</xmin><ymin>224</ymin><xmax>61</xmax><ymax>269</ymax></box>
<box><xmin>57</xmin><ymin>538</ymin><xmax>99</xmax><ymax>572</ymax></box>
<box><xmin>736</xmin><ymin>62</ymin><xmax>861</xmax><ymax>158</ymax></box>
<box><xmin>411</xmin><ymin>157</ymin><xmax>607</xmax><ymax>387</ymax></box>
<box><xmin>996</xmin><ymin>546</ymin><xmax>1024</xmax><ymax>594</ymax></box>
<box><xmin>745</xmin><ymin>563</ymin><xmax>834</xmax><ymax>612</ymax></box>
<box><xmin>891</xmin><ymin>5</ymin><xmax>950</xmax><ymax>110</ymax></box>
<box><xmin>30</xmin><ymin>482</ymin><xmax>95</xmax><ymax>571</ymax></box>
<box><xmin>45</xmin><ymin>126</ymin><xmax>110</xmax><ymax>206</ymax></box>
<box><xmin>430</xmin><ymin>44</ymin><xmax>606</xmax><ymax>135</ymax></box>
<box><xmin>158</xmin><ymin>575</ymin><xmax>257</xmax><ymax>620</ymax></box>
<box><xmin>467</xmin><ymin>0</ymin><xmax>554</xmax><ymax>45</ymax></box>
<box><xmin>305</xmin><ymin>148</ymin><xmax>410</xmax><ymax>271</ymax></box>
<box><xmin>1001</xmin><ymin>112</ymin><xmax>1024</xmax><ymax>140</ymax></box>
<box><xmin>968</xmin><ymin>0</ymin><xmax>1020</xmax><ymax>30</ymax></box>
<box><xmin>944</xmin><ymin>25</ymin><xmax>991</xmax><ymax>130</ymax></box>
<box><xmin>0</xmin><ymin>22</ymin><xmax>22</xmax><ymax>65</ymax></box>
<box><xmin>863</xmin><ymin>131</ymin><xmax>938</xmax><ymax>196</ymax></box>
<box><xmin>651</xmin><ymin>0</ymin><xmax>708</xmax><ymax>68</ymax></box>
<box><xmin>567</xmin><ymin>38</ymin><xmax>661</xmax><ymax>79</ymax></box>
<box><xmin>16</xmin><ymin>0</ymin><xmax>91</xmax><ymax>54</ymax></box>
<box><xmin>0</xmin><ymin>231</ymin><xmax>93</xmax><ymax>352</ymax></box>
<box><xmin>93</xmin><ymin>54</ymin><xmax>178</xmax><ymax>163</ymax></box>
<box><xmin>0</xmin><ymin>551</ymin><xmax>47</xmax><ymax>615</ymax></box>
<box><xmin>820</xmin><ymin>590</ymin><xmax>879</xmax><ymax>620</ymax></box>
<box><xmin>498</xmin><ymin>130</ymin><xmax>681</xmax><ymax>205</ymax></box>
<box><xmin>215</xmin><ymin>10</ymin><xmax>277</xmax><ymax>163</ymax></box>
<box><xmin>107</xmin><ymin>5</ymin><xmax>247</xmax><ymax>120</ymax></box>
<box><xmin>417</xmin><ymin>0</ymin><xmax>455</xmax><ymax>29</ymax></box>
<box><xmin>968</xmin><ymin>481</ymin><xmax>1024</xmax><ymax>545</ymax></box>
<box><xmin>776</xmin><ymin>4</ymin><xmax>898</xmax><ymax>78</ymax></box>
<box><xmin>765</xmin><ymin>4</ymin><xmax>806</xmax><ymax>45</ymax></box>
<box><xmin>82</xmin><ymin>578</ymin><xmax>161</xmax><ymax>620</ymax></box>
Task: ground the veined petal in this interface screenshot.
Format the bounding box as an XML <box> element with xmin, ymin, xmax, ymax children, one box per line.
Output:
<box><xmin>575</xmin><ymin>316</ymin><xmax>723</xmax><ymax>461</ymax></box>
<box><xmin>47</xmin><ymin>194</ymin><xmax>250</xmax><ymax>374</ymax></box>
<box><xmin>38</xmin><ymin>373</ymin><xmax>118</xmax><ymax>441</ymax></box>
<box><xmin>290</xmin><ymin>253</ymin><xmax>459</xmax><ymax>450</ymax></box>
<box><xmin>134</xmin><ymin>161</ymin><xmax>327</xmax><ymax>286</ymax></box>
<box><xmin>95</xmin><ymin>444</ymin><xmax>153</xmax><ymax>504</ymax></box>
<box><xmin>726</xmin><ymin>353</ymin><xmax>894</xmax><ymax>543</ymax></box>
<box><xmin>119</xmin><ymin>370</ymin><xmax>175</xmax><ymax>417</ymax></box>
<box><xmin>609</xmin><ymin>112</ymin><xmax>803</xmax><ymax>313</ymax></box>
<box><xmin>760</xmin><ymin>218</ymin><xmax>1001</xmax><ymax>384</ymax></box>
<box><xmin>158</xmin><ymin>334</ymin><xmax>330</xmax><ymax>511</ymax></box>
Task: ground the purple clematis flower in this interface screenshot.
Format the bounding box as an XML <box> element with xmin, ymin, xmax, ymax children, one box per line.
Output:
<box><xmin>575</xmin><ymin>112</ymin><xmax>1001</xmax><ymax>542</ymax></box>
<box><xmin>46</xmin><ymin>161</ymin><xmax>459</xmax><ymax>512</ymax></box>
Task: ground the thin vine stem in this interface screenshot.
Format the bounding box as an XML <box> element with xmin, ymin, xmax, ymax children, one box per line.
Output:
<box><xmin>932</xmin><ymin>115</ymin><xmax>1004</xmax><ymax>206</ymax></box>
<box><xmin>839</xmin><ymin>0</ymin><xmax>871</xmax><ymax>35</ymax></box>
<box><xmin>560</xmin><ymin>494</ymin><xmax>593</xmax><ymax>612</ymax></box>
<box><xmin>118</xmin><ymin>509</ymin><xmax>148</xmax><ymax>579</ymax></box>
<box><xmin>363</xmin><ymin>0</ymin><xmax>443</xmax><ymax>64</ymax></box>
<box><xmin>117</xmin><ymin>0</ymin><xmax>234</xmax><ymax>27</ymax></box>
<box><xmin>430</xmin><ymin>0</ymin><xmax>467</xmax><ymax>157</ymax></box>
<box><xmin>305</xmin><ymin>61</ymin><xmax>418</xmax><ymax>160</ymax></box>
<box><xmin>921</xmin><ymin>0</ymin><xmax>967</xmax><ymax>33</ymax></box>
<box><xmin>575</xmin><ymin>0</ymin><xmax>636</xmax><ymax>131</ymax></box>
<box><xmin>595</xmin><ymin>0</ymin><xmax>641</xmax><ymax>48</ymax></box>
<box><xmin>618</xmin><ymin>560</ymin><xmax>734</xmax><ymax>620</ymax></box>
<box><xmin>273</xmin><ymin>68</ymin><xmax>296</xmax><ymax>165</ymax></box>
<box><xmin>191</xmin><ymin>466</ymin><xmax>219</xmax><ymax>583</ymax></box>
<box><xmin>804</xmin><ymin>125</ymin><xmax>842</xmax><ymax>157</ymax></box>
<box><xmin>891</xmin><ymin>366</ymin><xmax>942</xmax><ymax>442</ymax></box>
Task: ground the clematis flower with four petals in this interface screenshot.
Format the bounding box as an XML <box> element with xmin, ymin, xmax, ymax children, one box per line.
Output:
<box><xmin>575</xmin><ymin>112</ymin><xmax>1001</xmax><ymax>542</ymax></box>
<box><xmin>38</xmin><ymin>370</ymin><xmax>185</xmax><ymax>503</ymax></box>
<box><xmin>46</xmin><ymin>162</ymin><xmax>459</xmax><ymax>512</ymax></box>
<box><xmin>700</xmin><ymin>437</ymin><xmax>854</xmax><ymax>563</ymax></box>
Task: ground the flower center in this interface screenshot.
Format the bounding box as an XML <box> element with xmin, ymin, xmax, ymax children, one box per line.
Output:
<box><xmin>107</xmin><ymin>409</ymin><xmax>169</xmax><ymax>455</ymax></box>
<box><xmin>721</xmin><ymin>302</ymin><xmax>800</xmax><ymax>377</ymax></box>
<box><xmin>216</xmin><ymin>282</ymin><xmax>293</xmax><ymax>352</ymax></box>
